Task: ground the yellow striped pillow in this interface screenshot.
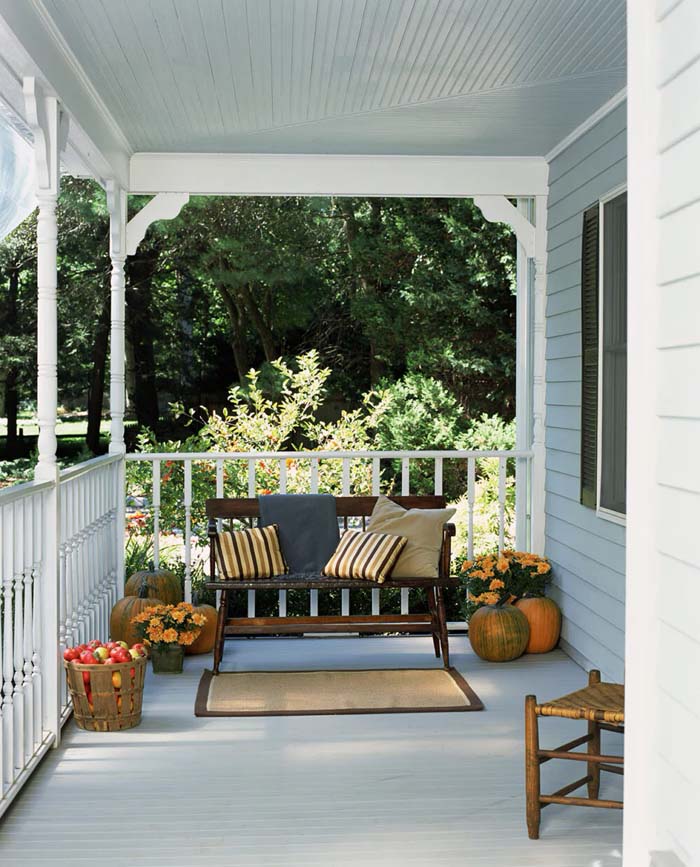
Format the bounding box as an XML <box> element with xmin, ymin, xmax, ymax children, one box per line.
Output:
<box><xmin>215</xmin><ymin>524</ymin><xmax>288</xmax><ymax>580</ymax></box>
<box><xmin>323</xmin><ymin>530</ymin><xmax>407</xmax><ymax>584</ymax></box>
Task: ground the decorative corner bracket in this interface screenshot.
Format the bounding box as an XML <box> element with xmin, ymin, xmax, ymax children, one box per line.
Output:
<box><xmin>126</xmin><ymin>192</ymin><xmax>190</xmax><ymax>256</ymax></box>
<box><xmin>23</xmin><ymin>76</ymin><xmax>68</xmax><ymax>195</ymax></box>
<box><xmin>473</xmin><ymin>195</ymin><xmax>536</xmax><ymax>258</ymax></box>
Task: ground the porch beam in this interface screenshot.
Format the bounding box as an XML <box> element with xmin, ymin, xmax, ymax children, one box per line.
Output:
<box><xmin>129</xmin><ymin>153</ymin><xmax>549</xmax><ymax>198</ymax></box>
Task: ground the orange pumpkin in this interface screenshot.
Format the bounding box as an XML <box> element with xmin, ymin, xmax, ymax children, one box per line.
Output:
<box><xmin>515</xmin><ymin>596</ymin><xmax>561</xmax><ymax>653</ymax></box>
<box><xmin>185</xmin><ymin>604</ymin><xmax>218</xmax><ymax>655</ymax></box>
<box><xmin>468</xmin><ymin>603</ymin><xmax>530</xmax><ymax>662</ymax></box>
<box><xmin>110</xmin><ymin>589</ymin><xmax>164</xmax><ymax>647</ymax></box>
<box><xmin>124</xmin><ymin>569</ymin><xmax>182</xmax><ymax>605</ymax></box>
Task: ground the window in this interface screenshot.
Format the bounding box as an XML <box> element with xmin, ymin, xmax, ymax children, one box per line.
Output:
<box><xmin>580</xmin><ymin>188</ymin><xmax>627</xmax><ymax>519</ymax></box>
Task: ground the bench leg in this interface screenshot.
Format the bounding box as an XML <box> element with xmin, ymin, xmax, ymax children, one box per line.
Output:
<box><xmin>525</xmin><ymin>695</ymin><xmax>541</xmax><ymax>840</ymax></box>
<box><xmin>426</xmin><ymin>587</ymin><xmax>441</xmax><ymax>658</ymax></box>
<box><xmin>212</xmin><ymin>591</ymin><xmax>228</xmax><ymax>675</ymax></box>
<box><xmin>435</xmin><ymin>586</ymin><xmax>450</xmax><ymax>668</ymax></box>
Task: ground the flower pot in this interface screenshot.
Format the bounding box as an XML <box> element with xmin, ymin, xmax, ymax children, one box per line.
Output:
<box><xmin>150</xmin><ymin>644</ymin><xmax>185</xmax><ymax>673</ymax></box>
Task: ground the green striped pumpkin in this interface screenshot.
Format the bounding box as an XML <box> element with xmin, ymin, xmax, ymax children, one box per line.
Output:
<box><xmin>468</xmin><ymin>603</ymin><xmax>530</xmax><ymax>662</ymax></box>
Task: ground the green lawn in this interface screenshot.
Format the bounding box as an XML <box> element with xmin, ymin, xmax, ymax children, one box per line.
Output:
<box><xmin>0</xmin><ymin>415</ymin><xmax>111</xmax><ymax>437</ymax></box>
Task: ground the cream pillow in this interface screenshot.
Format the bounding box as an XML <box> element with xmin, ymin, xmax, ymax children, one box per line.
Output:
<box><xmin>366</xmin><ymin>496</ymin><xmax>456</xmax><ymax>579</ymax></box>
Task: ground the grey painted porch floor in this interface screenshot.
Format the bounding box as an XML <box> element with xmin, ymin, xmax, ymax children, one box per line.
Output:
<box><xmin>0</xmin><ymin>636</ymin><xmax>623</xmax><ymax>867</ymax></box>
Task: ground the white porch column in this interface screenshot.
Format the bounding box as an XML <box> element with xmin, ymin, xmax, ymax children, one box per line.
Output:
<box><xmin>24</xmin><ymin>77</ymin><xmax>66</xmax><ymax>744</ymax></box>
<box><xmin>529</xmin><ymin>196</ymin><xmax>548</xmax><ymax>555</ymax></box>
<box><xmin>514</xmin><ymin>198</ymin><xmax>533</xmax><ymax>550</ymax></box>
<box><xmin>106</xmin><ymin>182</ymin><xmax>127</xmax><ymax>455</ymax></box>
<box><xmin>106</xmin><ymin>182</ymin><xmax>127</xmax><ymax>608</ymax></box>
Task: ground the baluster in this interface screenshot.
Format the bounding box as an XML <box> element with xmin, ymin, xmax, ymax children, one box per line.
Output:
<box><xmin>277</xmin><ymin>459</ymin><xmax>287</xmax><ymax>616</ymax></box>
<box><xmin>22</xmin><ymin>495</ymin><xmax>35</xmax><ymax>762</ymax></box>
<box><xmin>57</xmin><ymin>482</ymin><xmax>68</xmax><ymax>712</ymax></box>
<box><xmin>152</xmin><ymin>460</ymin><xmax>161</xmax><ymax>569</ymax></box>
<box><xmin>340</xmin><ymin>458</ymin><xmax>350</xmax><ymax>616</ymax></box>
<box><xmin>22</xmin><ymin>497</ymin><xmax>35</xmax><ymax>759</ymax></box>
<box><xmin>67</xmin><ymin>484</ymin><xmax>80</xmax><ymax>648</ymax></box>
<box><xmin>32</xmin><ymin>494</ymin><xmax>44</xmax><ymax>747</ymax></box>
<box><xmin>498</xmin><ymin>457</ymin><xmax>507</xmax><ymax>553</ymax></box>
<box><xmin>75</xmin><ymin>480</ymin><xmax>89</xmax><ymax>644</ymax></box>
<box><xmin>371</xmin><ymin>458</ymin><xmax>380</xmax><ymax>615</ymax></box>
<box><xmin>0</xmin><ymin>505</ymin><xmax>4</xmax><ymax>794</ymax></box>
<box><xmin>400</xmin><ymin>458</ymin><xmax>410</xmax><ymax>615</ymax></box>
<box><xmin>309</xmin><ymin>463</ymin><xmax>319</xmax><ymax>618</ymax></box>
<box><xmin>467</xmin><ymin>458</ymin><xmax>476</xmax><ymax>562</ymax></box>
<box><xmin>247</xmin><ymin>460</ymin><xmax>255</xmax><ymax>618</ymax></box>
<box><xmin>2</xmin><ymin>502</ymin><xmax>15</xmax><ymax>790</ymax></box>
<box><xmin>214</xmin><ymin>459</ymin><xmax>224</xmax><ymax>609</ymax></box>
<box><xmin>434</xmin><ymin>457</ymin><xmax>443</xmax><ymax>496</ymax></box>
<box><xmin>184</xmin><ymin>460</ymin><xmax>192</xmax><ymax>603</ymax></box>
<box><xmin>12</xmin><ymin>502</ymin><xmax>25</xmax><ymax>776</ymax></box>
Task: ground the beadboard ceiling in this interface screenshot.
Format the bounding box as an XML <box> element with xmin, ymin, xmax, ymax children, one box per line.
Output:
<box><xmin>38</xmin><ymin>0</ymin><xmax>626</xmax><ymax>156</ymax></box>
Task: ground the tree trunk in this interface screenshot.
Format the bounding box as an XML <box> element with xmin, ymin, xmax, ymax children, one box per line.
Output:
<box><xmin>4</xmin><ymin>267</ymin><xmax>19</xmax><ymax>455</ymax></box>
<box><xmin>85</xmin><ymin>288</ymin><xmax>111</xmax><ymax>453</ymax></box>
<box><xmin>126</xmin><ymin>253</ymin><xmax>160</xmax><ymax>431</ymax></box>
<box><xmin>237</xmin><ymin>283</ymin><xmax>277</xmax><ymax>362</ymax></box>
<box><xmin>4</xmin><ymin>368</ymin><xmax>18</xmax><ymax>457</ymax></box>
<box><xmin>215</xmin><ymin>284</ymin><xmax>250</xmax><ymax>382</ymax></box>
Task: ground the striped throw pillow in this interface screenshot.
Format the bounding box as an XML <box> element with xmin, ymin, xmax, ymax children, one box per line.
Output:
<box><xmin>215</xmin><ymin>525</ymin><xmax>288</xmax><ymax>580</ymax></box>
<box><xmin>323</xmin><ymin>530</ymin><xmax>407</xmax><ymax>584</ymax></box>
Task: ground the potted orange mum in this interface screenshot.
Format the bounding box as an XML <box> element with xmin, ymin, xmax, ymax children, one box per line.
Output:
<box><xmin>131</xmin><ymin>603</ymin><xmax>206</xmax><ymax>673</ymax></box>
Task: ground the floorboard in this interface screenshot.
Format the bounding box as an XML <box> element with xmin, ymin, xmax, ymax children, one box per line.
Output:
<box><xmin>0</xmin><ymin>636</ymin><xmax>623</xmax><ymax>866</ymax></box>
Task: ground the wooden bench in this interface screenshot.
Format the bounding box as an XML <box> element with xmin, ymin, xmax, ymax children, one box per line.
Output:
<box><xmin>205</xmin><ymin>496</ymin><xmax>458</xmax><ymax>674</ymax></box>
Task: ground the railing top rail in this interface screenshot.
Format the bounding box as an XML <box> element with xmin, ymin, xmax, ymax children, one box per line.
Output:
<box><xmin>0</xmin><ymin>477</ymin><xmax>54</xmax><ymax>505</ymax></box>
<box><xmin>59</xmin><ymin>452</ymin><xmax>123</xmax><ymax>482</ymax></box>
<box><xmin>125</xmin><ymin>449</ymin><xmax>534</xmax><ymax>461</ymax></box>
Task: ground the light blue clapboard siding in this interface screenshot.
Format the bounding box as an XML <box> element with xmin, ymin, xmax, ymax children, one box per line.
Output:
<box><xmin>544</xmin><ymin>101</ymin><xmax>626</xmax><ymax>682</ymax></box>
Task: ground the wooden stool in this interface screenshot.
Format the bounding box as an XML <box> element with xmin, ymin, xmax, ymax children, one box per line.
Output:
<box><xmin>525</xmin><ymin>669</ymin><xmax>624</xmax><ymax>839</ymax></box>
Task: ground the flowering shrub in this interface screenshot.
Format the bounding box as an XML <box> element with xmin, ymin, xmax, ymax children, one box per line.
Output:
<box><xmin>460</xmin><ymin>550</ymin><xmax>552</xmax><ymax>620</ymax></box>
<box><xmin>130</xmin><ymin>602</ymin><xmax>206</xmax><ymax>648</ymax></box>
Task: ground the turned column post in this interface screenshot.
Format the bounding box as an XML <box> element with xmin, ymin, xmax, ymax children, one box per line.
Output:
<box><xmin>24</xmin><ymin>77</ymin><xmax>67</xmax><ymax>744</ymax></box>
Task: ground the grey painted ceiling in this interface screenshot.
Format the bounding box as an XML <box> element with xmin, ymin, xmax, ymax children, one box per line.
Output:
<box><xmin>40</xmin><ymin>0</ymin><xmax>626</xmax><ymax>156</ymax></box>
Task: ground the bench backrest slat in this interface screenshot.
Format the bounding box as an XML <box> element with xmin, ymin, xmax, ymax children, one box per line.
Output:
<box><xmin>206</xmin><ymin>495</ymin><xmax>446</xmax><ymax>521</ymax></box>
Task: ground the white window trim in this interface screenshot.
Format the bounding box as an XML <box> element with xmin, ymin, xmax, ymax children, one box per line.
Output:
<box><xmin>596</xmin><ymin>183</ymin><xmax>627</xmax><ymax>526</ymax></box>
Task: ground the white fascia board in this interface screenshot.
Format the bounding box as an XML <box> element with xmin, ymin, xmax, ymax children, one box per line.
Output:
<box><xmin>0</xmin><ymin>1</ymin><xmax>130</xmax><ymax>186</ymax></box>
<box><xmin>130</xmin><ymin>153</ymin><xmax>549</xmax><ymax>197</ymax></box>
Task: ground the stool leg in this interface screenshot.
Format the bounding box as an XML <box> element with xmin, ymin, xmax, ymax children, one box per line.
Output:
<box><xmin>587</xmin><ymin>669</ymin><xmax>601</xmax><ymax>798</ymax></box>
<box><xmin>525</xmin><ymin>695</ymin><xmax>541</xmax><ymax>840</ymax></box>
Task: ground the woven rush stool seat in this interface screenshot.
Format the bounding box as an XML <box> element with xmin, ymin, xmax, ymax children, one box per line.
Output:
<box><xmin>525</xmin><ymin>670</ymin><xmax>624</xmax><ymax>839</ymax></box>
<box><xmin>536</xmin><ymin>682</ymin><xmax>624</xmax><ymax>725</ymax></box>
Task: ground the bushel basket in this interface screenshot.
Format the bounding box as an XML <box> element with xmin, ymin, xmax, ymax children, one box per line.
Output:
<box><xmin>64</xmin><ymin>655</ymin><xmax>147</xmax><ymax>731</ymax></box>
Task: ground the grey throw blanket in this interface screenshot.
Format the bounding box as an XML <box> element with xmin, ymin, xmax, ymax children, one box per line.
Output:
<box><xmin>258</xmin><ymin>494</ymin><xmax>340</xmax><ymax>574</ymax></box>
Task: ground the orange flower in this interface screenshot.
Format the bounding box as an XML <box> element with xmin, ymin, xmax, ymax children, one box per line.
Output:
<box><xmin>489</xmin><ymin>578</ymin><xmax>505</xmax><ymax>591</ymax></box>
<box><xmin>192</xmin><ymin>613</ymin><xmax>206</xmax><ymax>626</ymax></box>
<box><xmin>460</xmin><ymin>560</ymin><xmax>473</xmax><ymax>573</ymax></box>
<box><xmin>171</xmin><ymin>609</ymin><xmax>186</xmax><ymax>623</ymax></box>
<box><xmin>147</xmin><ymin>626</ymin><xmax>163</xmax><ymax>642</ymax></box>
<box><xmin>496</xmin><ymin>556</ymin><xmax>509</xmax><ymax>573</ymax></box>
<box><xmin>178</xmin><ymin>631</ymin><xmax>197</xmax><ymax>645</ymax></box>
<box><xmin>162</xmin><ymin>628</ymin><xmax>178</xmax><ymax>643</ymax></box>
<box><xmin>537</xmin><ymin>562</ymin><xmax>551</xmax><ymax>574</ymax></box>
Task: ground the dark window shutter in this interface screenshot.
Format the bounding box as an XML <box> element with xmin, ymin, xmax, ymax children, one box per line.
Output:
<box><xmin>580</xmin><ymin>205</ymin><xmax>599</xmax><ymax>508</ymax></box>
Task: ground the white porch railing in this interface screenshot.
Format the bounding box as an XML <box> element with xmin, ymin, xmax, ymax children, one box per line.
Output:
<box><xmin>0</xmin><ymin>453</ymin><xmax>121</xmax><ymax>819</ymax></box>
<box><xmin>125</xmin><ymin>450</ymin><xmax>532</xmax><ymax>610</ymax></box>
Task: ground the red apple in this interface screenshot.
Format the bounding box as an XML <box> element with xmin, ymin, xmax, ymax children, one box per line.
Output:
<box><xmin>79</xmin><ymin>650</ymin><xmax>98</xmax><ymax>665</ymax></box>
<box><xmin>63</xmin><ymin>648</ymin><xmax>79</xmax><ymax>662</ymax></box>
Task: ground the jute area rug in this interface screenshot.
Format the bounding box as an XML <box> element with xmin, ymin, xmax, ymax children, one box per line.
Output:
<box><xmin>195</xmin><ymin>667</ymin><xmax>483</xmax><ymax>717</ymax></box>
